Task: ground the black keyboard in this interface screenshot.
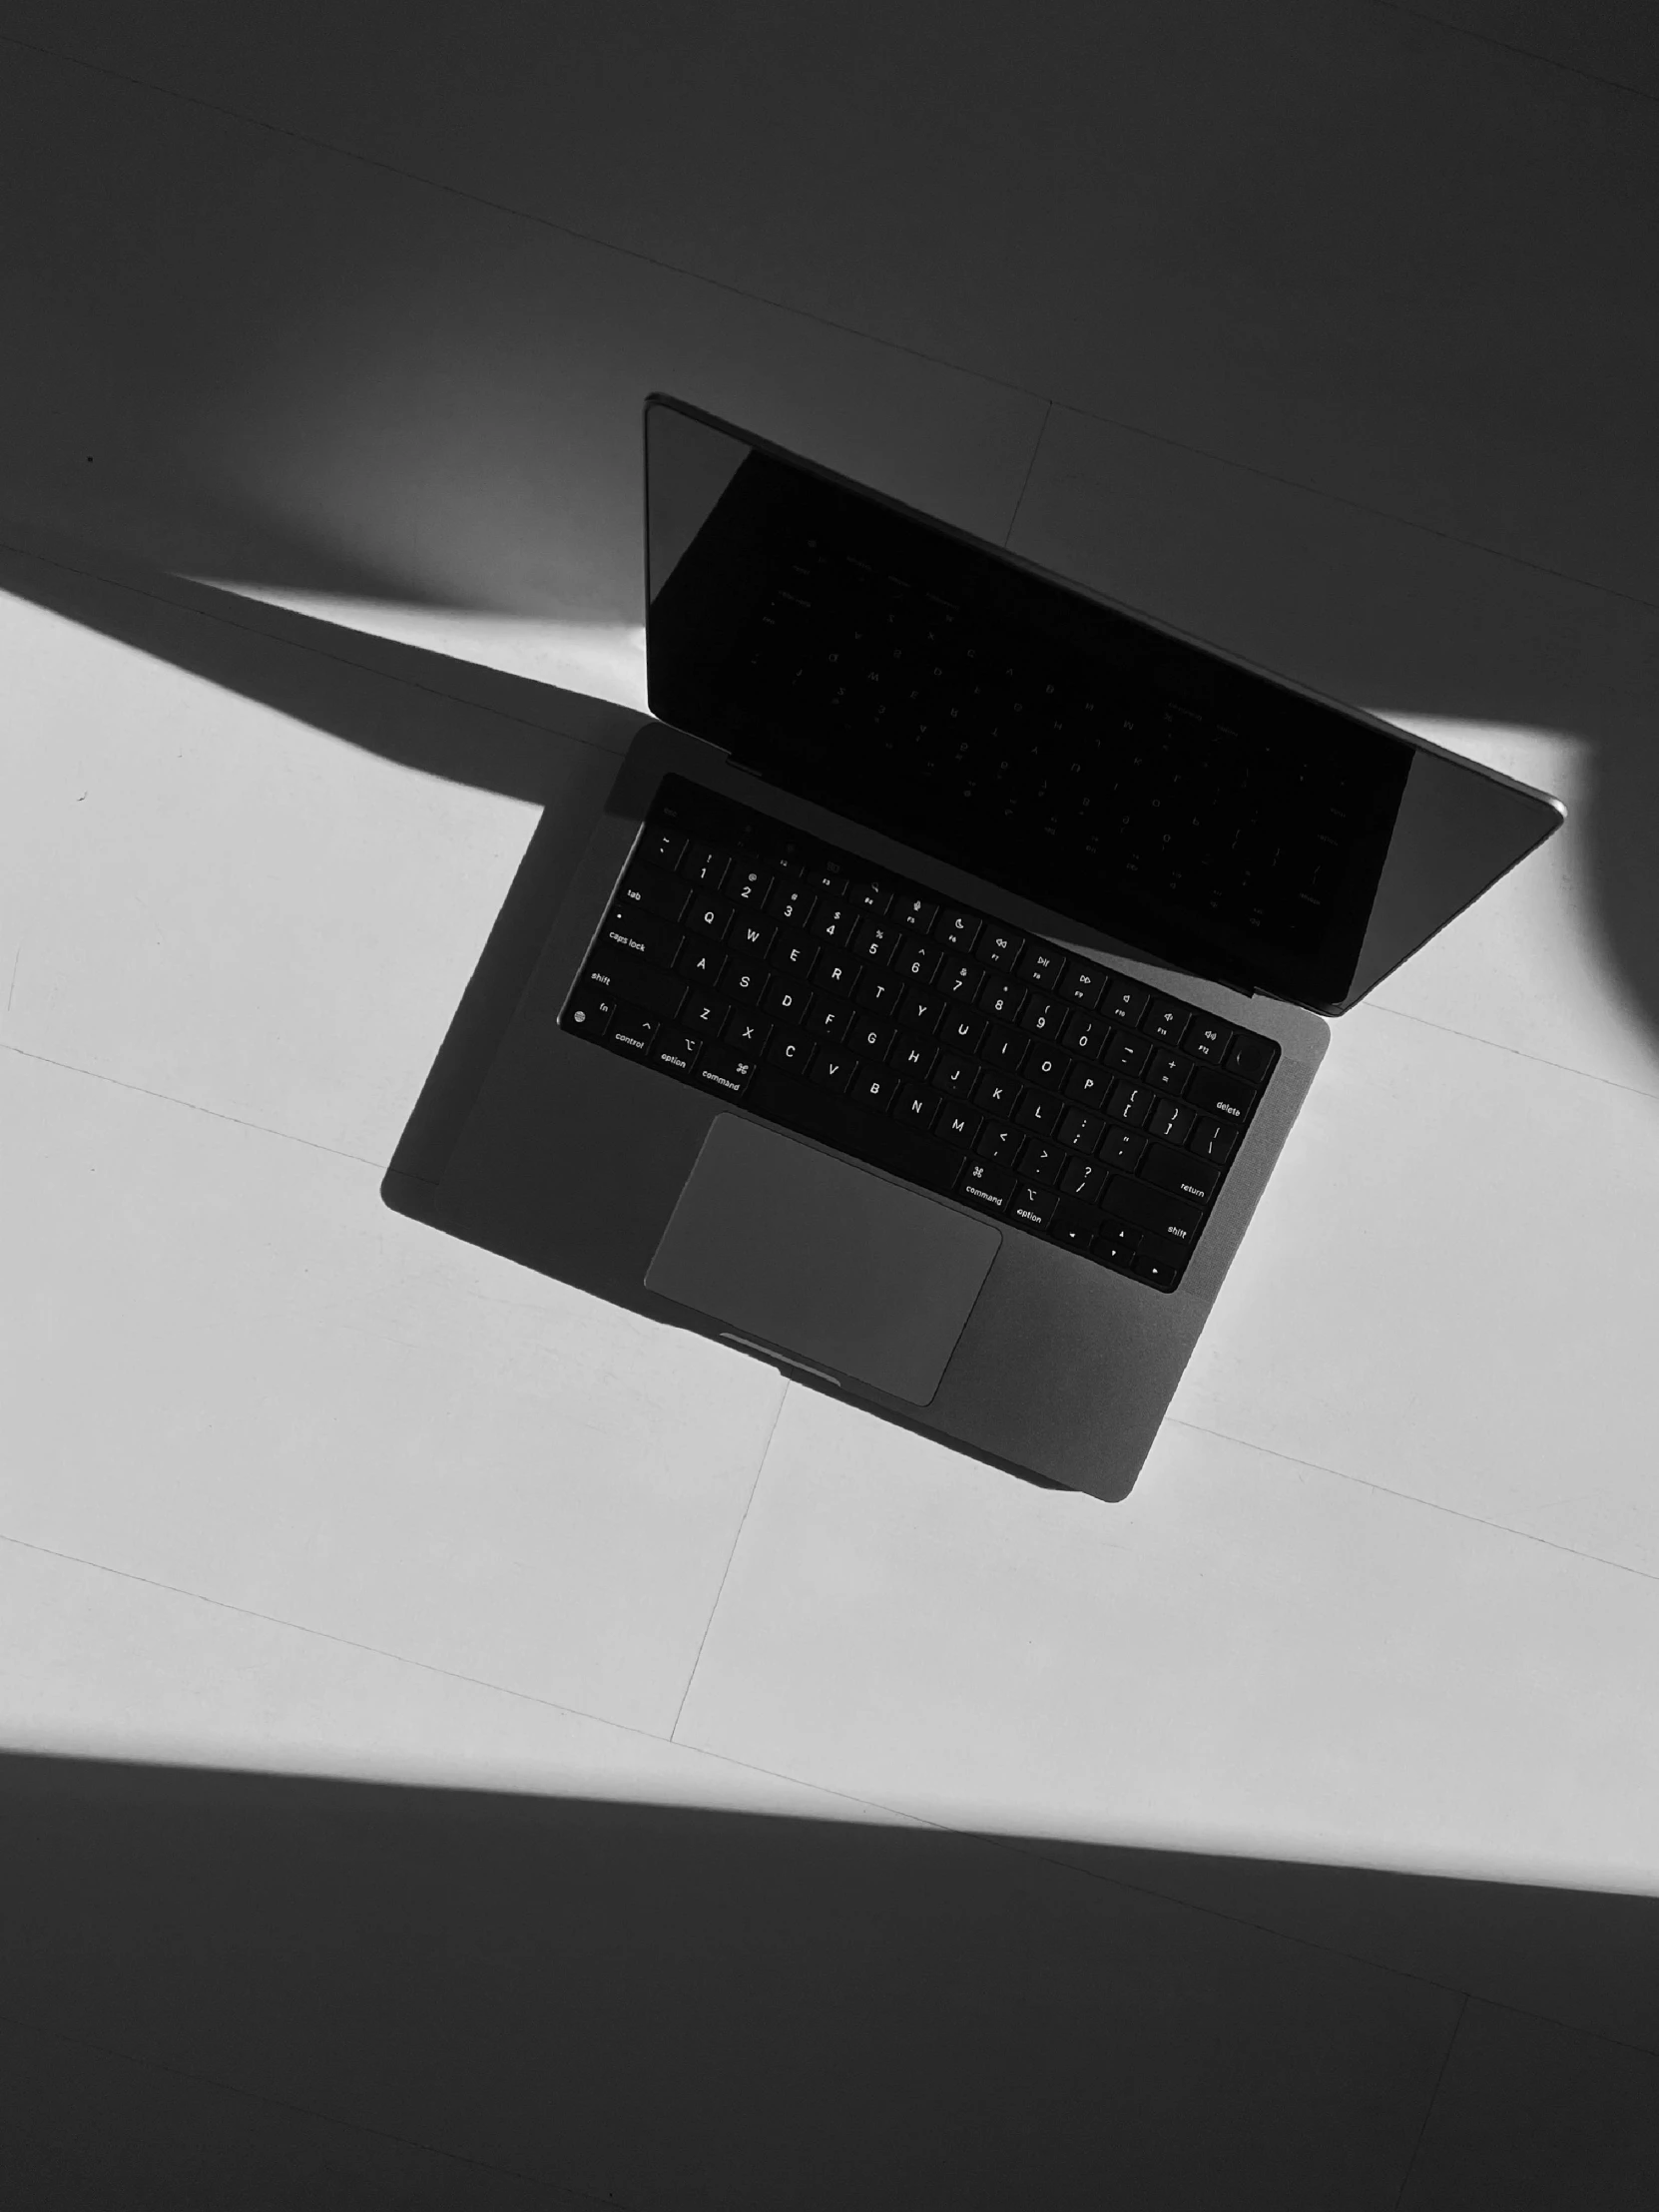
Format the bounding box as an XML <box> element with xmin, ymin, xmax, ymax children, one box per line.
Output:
<box><xmin>559</xmin><ymin>778</ymin><xmax>1279</xmax><ymax>1292</ymax></box>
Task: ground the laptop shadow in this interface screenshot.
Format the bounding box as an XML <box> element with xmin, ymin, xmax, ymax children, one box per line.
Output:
<box><xmin>2</xmin><ymin>1748</ymin><xmax>1656</xmax><ymax>2209</ymax></box>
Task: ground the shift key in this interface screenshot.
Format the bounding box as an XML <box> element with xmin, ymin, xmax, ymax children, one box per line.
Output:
<box><xmin>1101</xmin><ymin>1175</ymin><xmax>1204</xmax><ymax>1246</ymax></box>
<box><xmin>581</xmin><ymin>950</ymin><xmax>687</xmax><ymax>1019</ymax></box>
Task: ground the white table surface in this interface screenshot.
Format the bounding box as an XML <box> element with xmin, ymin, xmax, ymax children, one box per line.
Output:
<box><xmin>5</xmin><ymin>8</ymin><xmax>1659</xmax><ymax>2204</ymax></box>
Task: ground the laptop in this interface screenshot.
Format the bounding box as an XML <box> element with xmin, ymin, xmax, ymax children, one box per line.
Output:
<box><xmin>391</xmin><ymin>393</ymin><xmax>1565</xmax><ymax>1501</ymax></box>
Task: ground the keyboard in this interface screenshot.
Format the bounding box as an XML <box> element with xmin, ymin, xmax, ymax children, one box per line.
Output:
<box><xmin>559</xmin><ymin>777</ymin><xmax>1280</xmax><ymax>1292</ymax></box>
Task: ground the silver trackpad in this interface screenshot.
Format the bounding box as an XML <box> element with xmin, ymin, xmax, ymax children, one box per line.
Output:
<box><xmin>645</xmin><ymin>1116</ymin><xmax>1000</xmax><ymax>1405</ymax></box>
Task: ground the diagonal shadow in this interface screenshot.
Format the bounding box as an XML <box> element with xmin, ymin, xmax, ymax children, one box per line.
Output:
<box><xmin>3</xmin><ymin>12</ymin><xmax>1658</xmax><ymax>1058</ymax></box>
<box><xmin>1</xmin><ymin>1749</ymin><xmax>1656</xmax><ymax>2209</ymax></box>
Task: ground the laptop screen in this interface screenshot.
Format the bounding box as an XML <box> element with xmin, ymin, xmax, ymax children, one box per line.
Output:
<box><xmin>644</xmin><ymin>396</ymin><xmax>1563</xmax><ymax>1014</ymax></box>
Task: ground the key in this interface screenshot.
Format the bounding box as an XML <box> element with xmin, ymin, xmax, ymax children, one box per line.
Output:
<box><xmin>898</xmin><ymin>988</ymin><xmax>946</xmax><ymax>1033</ymax></box>
<box><xmin>732</xmin><ymin>916</ymin><xmax>776</xmax><ymax>960</ymax></box>
<box><xmin>817</xmin><ymin>954</ymin><xmax>862</xmax><ymax>999</ymax></box>
<box><xmin>680</xmin><ymin>841</ymin><xmax>730</xmax><ymax>890</ymax></box>
<box><xmin>1140</xmin><ymin>999</ymin><xmax>1190</xmax><ymax>1045</ymax></box>
<box><xmin>724</xmin><ymin>1009</ymin><xmax>772</xmax><ymax>1054</ymax></box>
<box><xmin>683</xmin><ymin>992</ymin><xmax>733</xmax><ymax>1036</ymax></box>
<box><xmin>932</xmin><ymin>1053</ymin><xmax>981</xmax><ymax>1098</ymax></box>
<box><xmin>766</xmin><ymin>1028</ymin><xmax>813</xmax><ymax>1074</ymax></box>
<box><xmin>762</xmin><ymin>976</ymin><xmax>814</xmax><ymax>1025</ymax></box>
<box><xmin>602</xmin><ymin>906</ymin><xmax>682</xmax><ymax>967</ymax></box>
<box><xmin>893</xmin><ymin>895</ymin><xmax>939</xmax><ymax>935</ymax></box>
<box><xmin>1018</xmin><ymin>1140</ymin><xmax>1068</xmax><ymax>1188</ymax></box>
<box><xmin>616</xmin><ymin>863</ymin><xmax>690</xmax><ymax>923</ymax></box>
<box><xmin>1145</xmin><ymin>1047</ymin><xmax>1194</xmax><ymax>1093</ymax></box>
<box><xmin>941</xmin><ymin>1010</ymin><xmax>986</xmax><ymax>1055</ymax></box>
<box><xmin>974</xmin><ymin>1070</ymin><xmax>1021</xmax><ymax>1115</ymax></box>
<box><xmin>767</xmin><ymin>880</ymin><xmax>817</xmax><ymax>927</ymax></box>
<box><xmin>1225</xmin><ymin>1033</ymin><xmax>1275</xmax><ymax>1082</ymax></box>
<box><xmin>607</xmin><ymin>1005</ymin><xmax>657</xmax><ymax>1057</ymax></box>
<box><xmin>939</xmin><ymin>959</ymin><xmax>986</xmax><ymax>1004</ymax></box>
<box><xmin>1015</xmin><ymin>945</ymin><xmax>1067</xmax><ymax>993</ymax></box>
<box><xmin>809</xmin><ymin>1045</ymin><xmax>857</xmax><ymax>1094</ymax></box>
<box><xmin>975</xmin><ymin>1124</ymin><xmax>1023</xmax><ymax>1165</ymax></box>
<box><xmin>562</xmin><ymin>982</ymin><xmax>615</xmax><ymax>1038</ymax></box>
<box><xmin>1143</xmin><ymin>1145</ymin><xmax>1218</xmax><ymax>1206</ymax></box>
<box><xmin>934</xmin><ymin>908</ymin><xmax>982</xmax><ymax>951</ymax></box>
<box><xmin>673</xmin><ymin>940</ymin><xmax>727</xmax><ymax>989</ymax></box>
<box><xmin>958</xmin><ymin>1159</ymin><xmax>1016</xmax><ymax>1213</ymax></box>
<box><xmin>850</xmin><ymin>919</ymin><xmax>900</xmax><ymax>965</ymax></box>
<box><xmin>1186</xmin><ymin>1017</ymin><xmax>1232</xmax><ymax>1064</ymax></box>
<box><xmin>1146</xmin><ymin>1098</ymin><xmax>1196</xmax><ymax>1145</ymax></box>
<box><xmin>849</xmin><ymin>1016</ymin><xmax>898</xmax><ymax>1061</ymax></box>
<box><xmin>854</xmin><ymin>971</ymin><xmax>903</xmax><ymax>1015</ymax></box>
<box><xmin>723</xmin><ymin>961</ymin><xmax>769</xmax><ymax>1009</ymax></box>
<box><xmin>891</xmin><ymin>1038</ymin><xmax>937</xmax><ymax>1081</ymax></box>
<box><xmin>582</xmin><ymin>952</ymin><xmax>686</xmax><ymax>1020</ymax></box>
<box><xmin>640</xmin><ymin>827</ymin><xmax>687</xmax><ymax>871</ymax></box>
<box><xmin>1102</xmin><ymin>979</ymin><xmax>1150</xmax><ymax>1025</ymax></box>
<box><xmin>936</xmin><ymin>1104</ymin><xmax>980</xmax><ymax>1148</ymax></box>
<box><xmin>1101</xmin><ymin>1177</ymin><xmax>1204</xmax><ymax>1244</ymax></box>
<box><xmin>1189</xmin><ymin>1117</ymin><xmax>1238</xmax><ymax>1163</ymax></box>
<box><xmin>650</xmin><ymin>1025</ymin><xmax>702</xmax><ymax>1076</ymax></box>
<box><xmin>1093</xmin><ymin>1221</ymin><xmax>1142</xmax><ymax>1270</ymax></box>
<box><xmin>1046</xmin><ymin>1198</ymin><xmax>1104</xmax><ymax>1252</ymax></box>
<box><xmin>812</xmin><ymin>903</ymin><xmax>860</xmax><ymax>947</ymax></box>
<box><xmin>1098</xmin><ymin>1126</ymin><xmax>1147</xmax><ymax>1171</ymax></box>
<box><xmin>1019</xmin><ymin>994</ymin><xmax>1067</xmax><ymax>1040</ymax></box>
<box><xmin>1062</xmin><ymin>1063</ymin><xmax>1112</xmax><ymax>1109</ymax></box>
<box><xmin>1103</xmin><ymin>1030</ymin><xmax>1151</xmax><ymax>1075</ymax></box>
<box><xmin>979</xmin><ymin>925</ymin><xmax>1025</xmax><ymax>972</ymax></box>
<box><xmin>1022</xmin><ymin>1044</ymin><xmax>1070</xmax><ymax>1092</ymax></box>
<box><xmin>683</xmin><ymin>894</ymin><xmax>735</xmax><ymax>943</ymax></box>
<box><xmin>693</xmin><ymin>1042</ymin><xmax>757</xmax><ymax>1099</ymax></box>
<box><xmin>773</xmin><ymin>932</ymin><xmax>820</xmax><ymax>978</ymax></box>
<box><xmin>1061</xmin><ymin>1012</ymin><xmax>1109</xmax><ymax>1058</ymax></box>
<box><xmin>1058</xmin><ymin>1156</ymin><xmax>1109</xmax><ymax>1205</ymax></box>
<box><xmin>1106</xmin><ymin>1081</ymin><xmax>1154</xmax><ymax>1127</ymax></box>
<box><xmin>893</xmin><ymin>1081</ymin><xmax>940</xmax><ymax>1129</ymax></box>
<box><xmin>727</xmin><ymin>864</ymin><xmax>773</xmax><ymax>909</ymax></box>
<box><xmin>1132</xmin><ymin>1238</ymin><xmax>1185</xmax><ymax>1288</ymax></box>
<box><xmin>849</xmin><ymin>1065</ymin><xmax>901</xmax><ymax>1112</ymax></box>
<box><xmin>1008</xmin><ymin>1181</ymin><xmax>1058</xmax><ymax>1230</ymax></box>
<box><xmin>806</xmin><ymin>1000</ymin><xmax>853</xmax><ymax>1042</ymax></box>
<box><xmin>979</xmin><ymin>976</ymin><xmax>1026</xmax><ymax>1023</ymax></box>
<box><xmin>1060</xmin><ymin>960</ymin><xmax>1109</xmax><ymax>1009</ymax></box>
<box><xmin>1058</xmin><ymin>1105</ymin><xmax>1107</xmax><ymax>1153</ymax></box>
<box><xmin>1013</xmin><ymin>1091</ymin><xmax>1063</xmax><ymax>1135</ymax></box>
<box><xmin>977</xmin><ymin>1023</ymin><xmax>1026</xmax><ymax>1068</ymax></box>
<box><xmin>1185</xmin><ymin>1066</ymin><xmax>1255</xmax><ymax>1122</ymax></box>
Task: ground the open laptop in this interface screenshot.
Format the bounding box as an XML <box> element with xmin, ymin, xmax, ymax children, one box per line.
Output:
<box><xmin>394</xmin><ymin>394</ymin><xmax>1564</xmax><ymax>1501</ymax></box>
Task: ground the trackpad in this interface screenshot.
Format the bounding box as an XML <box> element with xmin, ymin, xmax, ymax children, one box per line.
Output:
<box><xmin>645</xmin><ymin>1116</ymin><xmax>1000</xmax><ymax>1405</ymax></box>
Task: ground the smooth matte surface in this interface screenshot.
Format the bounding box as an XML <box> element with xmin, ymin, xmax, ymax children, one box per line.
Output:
<box><xmin>646</xmin><ymin>1115</ymin><xmax>999</xmax><ymax>1405</ymax></box>
<box><xmin>5</xmin><ymin>9</ymin><xmax>1659</xmax><ymax>2204</ymax></box>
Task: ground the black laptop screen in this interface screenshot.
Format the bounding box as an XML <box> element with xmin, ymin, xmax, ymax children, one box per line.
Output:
<box><xmin>644</xmin><ymin>398</ymin><xmax>1561</xmax><ymax>1012</ymax></box>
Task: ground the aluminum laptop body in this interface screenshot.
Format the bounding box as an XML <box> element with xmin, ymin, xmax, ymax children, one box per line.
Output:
<box><xmin>391</xmin><ymin>396</ymin><xmax>1564</xmax><ymax>1502</ymax></box>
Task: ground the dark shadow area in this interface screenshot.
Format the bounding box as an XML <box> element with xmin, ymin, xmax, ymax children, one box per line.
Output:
<box><xmin>2</xmin><ymin>1750</ymin><xmax>1657</xmax><ymax>2209</ymax></box>
<box><xmin>1</xmin><ymin>8</ymin><xmax>1658</xmax><ymax>1054</ymax></box>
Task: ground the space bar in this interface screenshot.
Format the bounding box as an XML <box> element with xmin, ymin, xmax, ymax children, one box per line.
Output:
<box><xmin>744</xmin><ymin>1070</ymin><xmax>959</xmax><ymax>1196</ymax></box>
